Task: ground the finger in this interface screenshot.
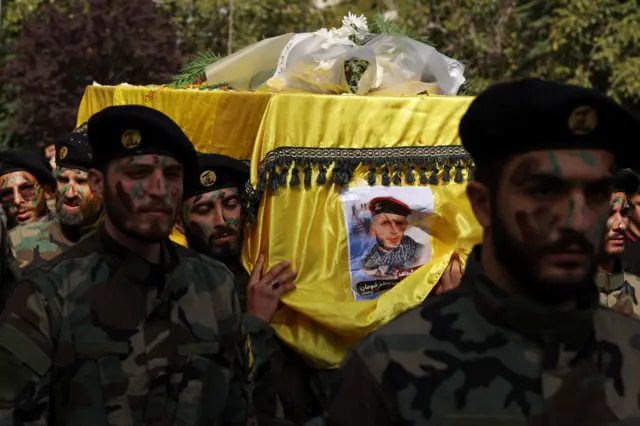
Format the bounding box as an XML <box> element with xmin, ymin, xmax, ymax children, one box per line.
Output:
<box><xmin>274</xmin><ymin>283</ymin><xmax>296</xmax><ymax>295</ymax></box>
<box><xmin>273</xmin><ymin>269</ymin><xmax>297</xmax><ymax>286</ymax></box>
<box><xmin>260</xmin><ymin>261</ymin><xmax>291</xmax><ymax>285</ymax></box>
<box><xmin>249</xmin><ymin>255</ymin><xmax>265</xmax><ymax>286</ymax></box>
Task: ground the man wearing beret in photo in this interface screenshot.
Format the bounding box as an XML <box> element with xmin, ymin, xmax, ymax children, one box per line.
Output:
<box><xmin>0</xmin><ymin>106</ymin><xmax>253</xmax><ymax>426</ymax></box>
<box><xmin>0</xmin><ymin>150</ymin><xmax>55</xmax><ymax>230</ymax></box>
<box><xmin>9</xmin><ymin>124</ymin><xmax>103</xmax><ymax>271</ymax></box>
<box><xmin>595</xmin><ymin>169</ymin><xmax>640</xmax><ymax>318</ymax></box>
<box><xmin>311</xmin><ymin>79</ymin><xmax>640</xmax><ymax>425</ymax></box>
<box><xmin>361</xmin><ymin>197</ymin><xmax>428</xmax><ymax>280</ymax></box>
<box><xmin>179</xmin><ymin>153</ymin><xmax>303</xmax><ymax>426</ymax></box>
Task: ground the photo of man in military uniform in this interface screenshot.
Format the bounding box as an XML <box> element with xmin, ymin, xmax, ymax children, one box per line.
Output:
<box><xmin>362</xmin><ymin>196</ymin><xmax>427</xmax><ymax>278</ymax></box>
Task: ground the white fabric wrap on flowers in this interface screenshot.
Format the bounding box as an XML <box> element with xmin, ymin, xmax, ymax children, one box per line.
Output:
<box><xmin>267</xmin><ymin>33</ymin><xmax>466</xmax><ymax>96</ymax></box>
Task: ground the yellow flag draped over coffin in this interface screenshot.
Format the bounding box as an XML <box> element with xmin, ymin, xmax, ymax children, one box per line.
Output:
<box><xmin>242</xmin><ymin>93</ymin><xmax>483</xmax><ymax>368</ymax></box>
<box><xmin>76</xmin><ymin>85</ymin><xmax>274</xmax><ymax>246</ymax></box>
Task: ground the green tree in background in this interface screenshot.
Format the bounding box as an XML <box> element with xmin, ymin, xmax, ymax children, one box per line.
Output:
<box><xmin>395</xmin><ymin>0</ymin><xmax>640</xmax><ymax>107</ymax></box>
<box><xmin>2</xmin><ymin>0</ymin><xmax>181</xmax><ymax>150</ymax></box>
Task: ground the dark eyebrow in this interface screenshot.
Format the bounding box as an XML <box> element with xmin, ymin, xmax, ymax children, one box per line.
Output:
<box><xmin>164</xmin><ymin>164</ymin><xmax>183</xmax><ymax>172</ymax></box>
<box><xmin>222</xmin><ymin>194</ymin><xmax>239</xmax><ymax>202</ymax></box>
<box><xmin>192</xmin><ymin>199</ymin><xmax>215</xmax><ymax>209</ymax></box>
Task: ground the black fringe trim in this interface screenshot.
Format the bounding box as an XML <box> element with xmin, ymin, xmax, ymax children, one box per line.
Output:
<box><xmin>244</xmin><ymin>146</ymin><xmax>473</xmax><ymax>223</ymax></box>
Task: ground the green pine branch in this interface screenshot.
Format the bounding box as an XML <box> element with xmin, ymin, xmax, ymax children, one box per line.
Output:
<box><xmin>369</xmin><ymin>11</ymin><xmax>434</xmax><ymax>46</ymax></box>
<box><xmin>166</xmin><ymin>51</ymin><xmax>223</xmax><ymax>89</ymax></box>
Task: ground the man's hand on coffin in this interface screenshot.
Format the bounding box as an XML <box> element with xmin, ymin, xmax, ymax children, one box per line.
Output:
<box><xmin>246</xmin><ymin>254</ymin><xmax>297</xmax><ymax>323</ymax></box>
<box><xmin>433</xmin><ymin>254</ymin><xmax>462</xmax><ymax>296</ymax></box>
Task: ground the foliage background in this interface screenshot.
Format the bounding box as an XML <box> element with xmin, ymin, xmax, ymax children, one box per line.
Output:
<box><xmin>0</xmin><ymin>0</ymin><xmax>638</xmax><ymax>151</ymax></box>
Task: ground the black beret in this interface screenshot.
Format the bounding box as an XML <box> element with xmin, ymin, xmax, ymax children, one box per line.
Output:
<box><xmin>184</xmin><ymin>153</ymin><xmax>249</xmax><ymax>199</ymax></box>
<box><xmin>0</xmin><ymin>150</ymin><xmax>55</xmax><ymax>187</ymax></box>
<box><xmin>612</xmin><ymin>170</ymin><xmax>640</xmax><ymax>195</ymax></box>
<box><xmin>459</xmin><ymin>78</ymin><xmax>640</xmax><ymax>168</ymax></box>
<box><xmin>368</xmin><ymin>197</ymin><xmax>411</xmax><ymax>217</ymax></box>
<box><xmin>55</xmin><ymin>123</ymin><xmax>93</xmax><ymax>171</ymax></box>
<box><xmin>87</xmin><ymin>105</ymin><xmax>197</xmax><ymax>176</ymax></box>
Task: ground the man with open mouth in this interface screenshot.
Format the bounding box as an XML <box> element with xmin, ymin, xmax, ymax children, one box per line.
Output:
<box><xmin>596</xmin><ymin>169</ymin><xmax>640</xmax><ymax>317</ymax></box>
<box><xmin>9</xmin><ymin>124</ymin><xmax>103</xmax><ymax>271</ymax></box>
<box><xmin>0</xmin><ymin>150</ymin><xmax>55</xmax><ymax>230</ymax></box>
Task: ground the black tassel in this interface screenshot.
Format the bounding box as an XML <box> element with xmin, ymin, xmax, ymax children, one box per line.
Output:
<box><xmin>454</xmin><ymin>162</ymin><xmax>464</xmax><ymax>183</ymax></box>
<box><xmin>290</xmin><ymin>166</ymin><xmax>300</xmax><ymax>186</ymax></box>
<box><xmin>406</xmin><ymin>165</ymin><xmax>415</xmax><ymax>184</ymax></box>
<box><xmin>428</xmin><ymin>165</ymin><xmax>439</xmax><ymax>185</ymax></box>
<box><xmin>279</xmin><ymin>165</ymin><xmax>289</xmax><ymax>185</ymax></box>
<box><xmin>381</xmin><ymin>166</ymin><xmax>391</xmax><ymax>186</ymax></box>
<box><xmin>332</xmin><ymin>163</ymin><xmax>343</xmax><ymax>185</ymax></box>
<box><xmin>304</xmin><ymin>164</ymin><xmax>312</xmax><ymax>186</ymax></box>
<box><xmin>344</xmin><ymin>162</ymin><xmax>354</xmax><ymax>183</ymax></box>
<box><xmin>367</xmin><ymin>166</ymin><xmax>376</xmax><ymax>185</ymax></box>
<box><xmin>317</xmin><ymin>164</ymin><xmax>327</xmax><ymax>184</ymax></box>
<box><xmin>419</xmin><ymin>166</ymin><xmax>428</xmax><ymax>185</ymax></box>
<box><xmin>269</xmin><ymin>169</ymin><xmax>279</xmax><ymax>190</ymax></box>
<box><xmin>468</xmin><ymin>164</ymin><xmax>475</xmax><ymax>181</ymax></box>
<box><xmin>392</xmin><ymin>163</ymin><xmax>402</xmax><ymax>185</ymax></box>
<box><xmin>442</xmin><ymin>163</ymin><xmax>452</xmax><ymax>183</ymax></box>
<box><xmin>257</xmin><ymin>171</ymin><xmax>267</xmax><ymax>192</ymax></box>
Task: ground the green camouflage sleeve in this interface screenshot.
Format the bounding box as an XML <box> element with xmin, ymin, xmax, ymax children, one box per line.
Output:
<box><xmin>0</xmin><ymin>278</ymin><xmax>55</xmax><ymax>425</ymax></box>
<box><xmin>0</xmin><ymin>220</ymin><xmax>21</xmax><ymax>313</ymax></box>
<box><xmin>190</xmin><ymin>258</ymin><xmax>255</xmax><ymax>426</ymax></box>
<box><xmin>307</xmin><ymin>338</ymin><xmax>396</xmax><ymax>426</ymax></box>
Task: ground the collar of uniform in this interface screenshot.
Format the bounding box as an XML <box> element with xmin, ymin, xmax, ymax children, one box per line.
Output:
<box><xmin>595</xmin><ymin>259</ymin><xmax>625</xmax><ymax>293</ymax></box>
<box><xmin>461</xmin><ymin>245</ymin><xmax>597</xmax><ymax>364</ymax></box>
<box><xmin>56</xmin><ymin>213</ymin><xmax>103</xmax><ymax>243</ymax></box>
<box><xmin>98</xmin><ymin>224</ymin><xmax>179</xmax><ymax>283</ymax></box>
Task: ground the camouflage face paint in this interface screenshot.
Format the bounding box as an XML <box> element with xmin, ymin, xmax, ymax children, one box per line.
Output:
<box><xmin>0</xmin><ymin>171</ymin><xmax>46</xmax><ymax>227</ymax></box>
<box><xmin>492</xmin><ymin>150</ymin><xmax>614</xmax><ymax>304</ymax></box>
<box><xmin>55</xmin><ymin>167</ymin><xmax>101</xmax><ymax>227</ymax></box>
<box><xmin>604</xmin><ymin>192</ymin><xmax>629</xmax><ymax>256</ymax></box>
<box><xmin>103</xmin><ymin>154</ymin><xmax>183</xmax><ymax>243</ymax></box>
<box><xmin>183</xmin><ymin>187</ymin><xmax>243</xmax><ymax>263</ymax></box>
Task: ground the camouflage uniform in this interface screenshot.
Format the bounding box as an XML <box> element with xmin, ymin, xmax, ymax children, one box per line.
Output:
<box><xmin>0</xmin><ymin>218</ymin><xmax>20</xmax><ymax>312</ymax></box>
<box><xmin>596</xmin><ymin>265</ymin><xmax>640</xmax><ymax>319</ymax></box>
<box><xmin>232</xmin><ymin>268</ymin><xmax>342</xmax><ymax>426</ymax></box>
<box><xmin>313</xmin><ymin>246</ymin><xmax>640</xmax><ymax>426</ymax></box>
<box><xmin>9</xmin><ymin>215</ymin><xmax>100</xmax><ymax>271</ymax></box>
<box><xmin>0</xmin><ymin>228</ymin><xmax>253</xmax><ymax>426</ymax></box>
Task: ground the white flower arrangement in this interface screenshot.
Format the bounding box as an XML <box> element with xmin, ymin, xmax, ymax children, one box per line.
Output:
<box><xmin>314</xmin><ymin>12</ymin><xmax>370</xmax><ymax>49</ymax></box>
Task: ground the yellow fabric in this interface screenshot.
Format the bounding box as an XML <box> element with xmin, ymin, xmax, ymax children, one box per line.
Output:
<box><xmin>242</xmin><ymin>94</ymin><xmax>483</xmax><ymax>368</ymax></box>
<box><xmin>76</xmin><ymin>85</ymin><xmax>273</xmax><ymax>159</ymax></box>
<box><xmin>76</xmin><ymin>85</ymin><xmax>274</xmax><ymax>246</ymax></box>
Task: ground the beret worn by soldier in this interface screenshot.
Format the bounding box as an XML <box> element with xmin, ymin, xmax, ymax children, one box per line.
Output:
<box><xmin>87</xmin><ymin>105</ymin><xmax>198</xmax><ymax>177</ymax></box>
<box><xmin>55</xmin><ymin>123</ymin><xmax>93</xmax><ymax>171</ymax></box>
<box><xmin>0</xmin><ymin>150</ymin><xmax>55</xmax><ymax>187</ymax></box>
<box><xmin>368</xmin><ymin>197</ymin><xmax>412</xmax><ymax>217</ymax></box>
<box><xmin>184</xmin><ymin>153</ymin><xmax>250</xmax><ymax>199</ymax></box>
<box><xmin>459</xmin><ymin>78</ymin><xmax>640</xmax><ymax>168</ymax></box>
<box><xmin>612</xmin><ymin>170</ymin><xmax>640</xmax><ymax>195</ymax></box>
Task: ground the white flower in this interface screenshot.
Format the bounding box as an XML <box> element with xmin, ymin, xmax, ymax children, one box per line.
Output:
<box><xmin>315</xmin><ymin>28</ymin><xmax>335</xmax><ymax>49</ymax></box>
<box><xmin>342</xmin><ymin>12</ymin><xmax>368</xmax><ymax>32</ymax></box>
<box><xmin>331</xmin><ymin>25</ymin><xmax>354</xmax><ymax>40</ymax></box>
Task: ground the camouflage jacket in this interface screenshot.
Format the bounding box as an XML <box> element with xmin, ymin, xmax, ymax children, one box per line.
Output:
<box><xmin>232</xmin><ymin>267</ymin><xmax>342</xmax><ymax>426</ymax></box>
<box><xmin>596</xmin><ymin>263</ymin><xmax>640</xmax><ymax>319</ymax></box>
<box><xmin>312</xmin><ymin>245</ymin><xmax>640</xmax><ymax>426</ymax></box>
<box><xmin>0</xmin><ymin>218</ymin><xmax>20</xmax><ymax>313</ymax></box>
<box><xmin>0</xmin><ymin>227</ymin><xmax>254</xmax><ymax>426</ymax></box>
<box><xmin>10</xmin><ymin>215</ymin><xmax>100</xmax><ymax>271</ymax></box>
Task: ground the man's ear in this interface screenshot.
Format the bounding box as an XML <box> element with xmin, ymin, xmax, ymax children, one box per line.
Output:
<box><xmin>88</xmin><ymin>168</ymin><xmax>104</xmax><ymax>200</ymax></box>
<box><xmin>175</xmin><ymin>209</ymin><xmax>186</xmax><ymax>235</ymax></box>
<box><xmin>466</xmin><ymin>181</ymin><xmax>491</xmax><ymax>228</ymax></box>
